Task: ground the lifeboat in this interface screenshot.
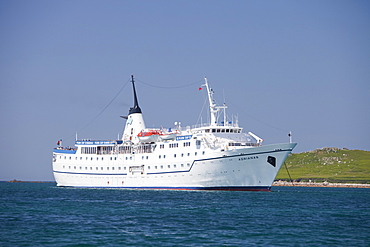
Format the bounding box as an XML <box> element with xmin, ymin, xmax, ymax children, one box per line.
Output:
<box><xmin>159</xmin><ymin>129</ymin><xmax>179</xmax><ymax>141</ymax></box>
<box><xmin>137</xmin><ymin>130</ymin><xmax>162</xmax><ymax>142</ymax></box>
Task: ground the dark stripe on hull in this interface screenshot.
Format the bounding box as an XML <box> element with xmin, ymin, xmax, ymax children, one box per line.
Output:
<box><xmin>56</xmin><ymin>185</ymin><xmax>271</xmax><ymax>192</ymax></box>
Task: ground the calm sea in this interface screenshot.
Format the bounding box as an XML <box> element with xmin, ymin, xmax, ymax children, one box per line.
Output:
<box><xmin>1</xmin><ymin>182</ymin><xmax>369</xmax><ymax>246</ymax></box>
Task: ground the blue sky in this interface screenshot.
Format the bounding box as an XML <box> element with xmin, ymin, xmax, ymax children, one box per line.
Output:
<box><xmin>1</xmin><ymin>0</ymin><xmax>369</xmax><ymax>181</ymax></box>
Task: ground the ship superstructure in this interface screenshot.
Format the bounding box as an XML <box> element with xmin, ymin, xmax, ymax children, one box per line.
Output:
<box><xmin>52</xmin><ymin>76</ymin><xmax>296</xmax><ymax>191</ymax></box>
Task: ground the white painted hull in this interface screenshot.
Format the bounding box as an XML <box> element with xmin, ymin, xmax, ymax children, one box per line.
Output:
<box><xmin>53</xmin><ymin>143</ymin><xmax>296</xmax><ymax>191</ymax></box>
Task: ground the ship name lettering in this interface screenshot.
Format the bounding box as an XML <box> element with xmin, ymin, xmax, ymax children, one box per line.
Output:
<box><xmin>239</xmin><ymin>156</ymin><xmax>259</xmax><ymax>161</ymax></box>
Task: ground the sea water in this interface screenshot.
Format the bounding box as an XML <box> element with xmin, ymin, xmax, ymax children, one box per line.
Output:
<box><xmin>1</xmin><ymin>182</ymin><xmax>369</xmax><ymax>246</ymax></box>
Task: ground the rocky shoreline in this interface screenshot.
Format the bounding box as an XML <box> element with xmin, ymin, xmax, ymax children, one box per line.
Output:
<box><xmin>273</xmin><ymin>180</ymin><xmax>370</xmax><ymax>188</ymax></box>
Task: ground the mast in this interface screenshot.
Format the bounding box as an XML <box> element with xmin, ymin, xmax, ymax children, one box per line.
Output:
<box><xmin>203</xmin><ymin>77</ymin><xmax>227</xmax><ymax>126</ymax></box>
<box><xmin>204</xmin><ymin>77</ymin><xmax>217</xmax><ymax>126</ymax></box>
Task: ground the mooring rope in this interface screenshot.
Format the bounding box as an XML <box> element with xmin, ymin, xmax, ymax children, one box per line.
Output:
<box><xmin>284</xmin><ymin>161</ymin><xmax>294</xmax><ymax>186</ymax></box>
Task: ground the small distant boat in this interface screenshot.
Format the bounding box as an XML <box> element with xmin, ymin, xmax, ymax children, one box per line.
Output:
<box><xmin>52</xmin><ymin>75</ymin><xmax>296</xmax><ymax>191</ymax></box>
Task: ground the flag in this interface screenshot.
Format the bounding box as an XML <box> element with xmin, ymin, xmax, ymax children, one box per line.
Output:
<box><xmin>198</xmin><ymin>87</ymin><xmax>203</xmax><ymax>91</ymax></box>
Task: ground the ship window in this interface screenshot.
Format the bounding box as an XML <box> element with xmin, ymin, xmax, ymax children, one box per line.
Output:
<box><xmin>142</xmin><ymin>156</ymin><xmax>144</xmax><ymax>160</ymax></box>
<box><xmin>159</xmin><ymin>155</ymin><xmax>161</xmax><ymax>159</ymax></box>
<box><xmin>174</xmin><ymin>154</ymin><xmax>176</xmax><ymax>158</ymax></box>
<box><xmin>163</xmin><ymin>155</ymin><xmax>166</xmax><ymax>159</ymax></box>
<box><xmin>226</xmin><ymin>129</ymin><xmax>230</xmax><ymax>133</ymax></box>
<box><xmin>181</xmin><ymin>164</ymin><xmax>184</xmax><ymax>167</ymax></box>
<box><xmin>187</xmin><ymin>163</ymin><xmax>190</xmax><ymax>167</ymax></box>
<box><xmin>86</xmin><ymin>157</ymin><xmax>88</xmax><ymax>160</ymax></box>
<box><xmin>69</xmin><ymin>156</ymin><xmax>71</xmax><ymax>160</ymax></box>
<box><xmin>114</xmin><ymin>157</ymin><xmax>117</xmax><ymax>160</ymax></box>
<box><xmin>124</xmin><ymin>167</ymin><xmax>126</xmax><ymax>170</ymax></box>
<box><xmin>202</xmin><ymin>151</ymin><xmax>205</xmax><ymax>155</ymax></box>
<box><xmin>146</xmin><ymin>156</ymin><xmax>148</xmax><ymax>159</ymax></box>
<box><xmin>110</xmin><ymin>157</ymin><xmax>112</xmax><ymax>160</ymax></box>
<box><xmin>85</xmin><ymin>167</ymin><xmax>87</xmax><ymax>170</ymax></box>
<box><xmin>195</xmin><ymin>152</ymin><xmax>197</xmax><ymax>156</ymax></box>
<box><xmin>80</xmin><ymin>157</ymin><xmax>82</xmax><ymax>160</ymax></box>
<box><xmin>107</xmin><ymin>167</ymin><xmax>109</xmax><ymax>170</ymax></box>
<box><xmin>75</xmin><ymin>157</ymin><xmax>77</xmax><ymax>160</ymax></box>
<box><xmin>160</xmin><ymin>165</ymin><xmax>163</xmax><ymax>169</ymax></box>
<box><xmin>96</xmin><ymin>167</ymin><xmax>98</xmax><ymax>170</ymax></box>
<box><xmin>155</xmin><ymin>166</ymin><xmax>157</xmax><ymax>169</ymax></box>
<box><xmin>205</xmin><ymin>129</ymin><xmax>210</xmax><ymax>133</ymax></box>
<box><xmin>168</xmin><ymin>165</ymin><xmax>170</xmax><ymax>168</ymax></box>
<box><xmin>79</xmin><ymin>167</ymin><xmax>82</xmax><ymax>169</ymax></box>
<box><xmin>91</xmin><ymin>157</ymin><xmax>93</xmax><ymax>160</ymax></box>
<box><xmin>212</xmin><ymin>129</ymin><xmax>216</xmax><ymax>133</ymax></box>
<box><xmin>181</xmin><ymin>153</ymin><xmax>184</xmax><ymax>157</ymax></box>
<box><xmin>101</xmin><ymin>167</ymin><xmax>103</xmax><ymax>170</ymax></box>
<box><xmin>130</xmin><ymin>157</ymin><xmax>132</xmax><ymax>160</ymax></box>
<box><xmin>97</xmin><ymin>157</ymin><xmax>99</xmax><ymax>160</ymax></box>
<box><xmin>63</xmin><ymin>165</ymin><xmax>65</xmax><ymax>169</ymax></box>
<box><xmin>69</xmin><ymin>166</ymin><xmax>71</xmax><ymax>169</ymax></box>
<box><xmin>174</xmin><ymin>164</ymin><xmax>176</xmax><ymax>168</ymax></box>
<box><xmin>221</xmin><ymin>129</ymin><xmax>225</xmax><ymax>133</ymax></box>
<box><xmin>118</xmin><ymin>167</ymin><xmax>121</xmax><ymax>170</ymax></box>
<box><xmin>90</xmin><ymin>167</ymin><xmax>92</xmax><ymax>170</ymax></box>
<box><xmin>102</xmin><ymin>157</ymin><xmax>104</xmax><ymax>161</ymax></box>
<box><xmin>217</xmin><ymin>129</ymin><xmax>221</xmax><ymax>133</ymax></box>
<box><xmin>64</xmin><ymin>156</ymin><xmax>66</xmax><ymax>159</ymax></box>
<box><xmin>187</xmin><ymin>153</ymin><xmax>190</xmax><ymax>156</ymax></box>
<box><xmin>160</xmin><ymin>144</ymin><xmax>164</xmax><ymax>149</ymax></box>
<box><xmin>112</xmin><ymin>167</ymin><xmax>114</xmax><ymax>170</ymax></box>
<box><xmin>74</xmin><ymin>166</ymin><xmax>76</xmax><ymax>169</ymax></box>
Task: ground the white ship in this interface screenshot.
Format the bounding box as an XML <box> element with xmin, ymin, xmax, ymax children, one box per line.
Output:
<box><xmin>52</xmin><ymin>76</ymin><xmax>296</xmax><ymax>191</ymax></box>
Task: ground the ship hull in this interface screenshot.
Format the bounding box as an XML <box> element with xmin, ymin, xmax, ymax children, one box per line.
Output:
<box><xmin>53</xmin><ymin>143</ymin><xmax>296</xmax><ymax>191</ymax></box>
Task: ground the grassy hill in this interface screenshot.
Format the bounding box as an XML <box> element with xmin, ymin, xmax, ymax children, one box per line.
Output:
<box><xmin>276</xmin><ymin>147</ymin><xmax>370</xmax><ymax>184</ymax></box>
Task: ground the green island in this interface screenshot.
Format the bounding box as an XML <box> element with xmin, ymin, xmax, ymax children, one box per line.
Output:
<box><xmin>276</xmin><ymin>147</ymin><xmax>370</xmax><ymax>184</ymax></box>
